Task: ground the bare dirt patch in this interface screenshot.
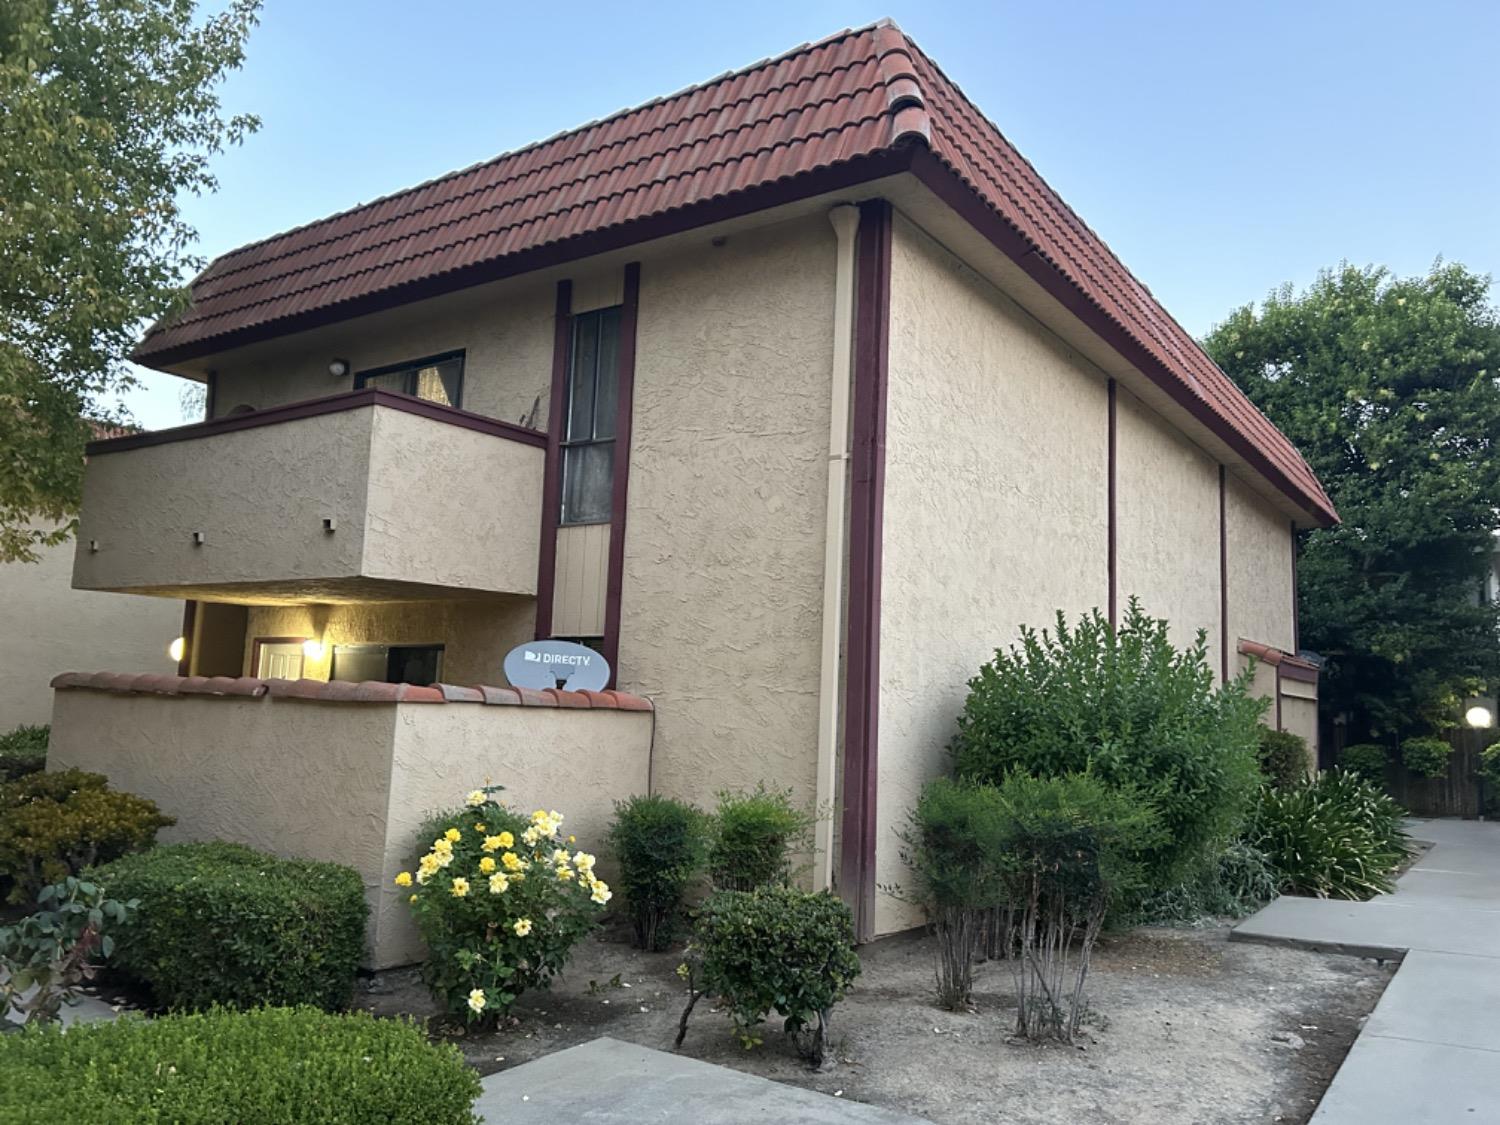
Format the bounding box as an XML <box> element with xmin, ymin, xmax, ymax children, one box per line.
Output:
<box><xmin>358</xmin><ymin>918</ymin><xmax>1390</xmax><ymax>1124</ymax></box>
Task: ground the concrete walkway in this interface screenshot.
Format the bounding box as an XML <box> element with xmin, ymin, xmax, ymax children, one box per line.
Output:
<box><xmin>1232</xmin><ymin>818</ymin><xmax>1500</xmax><ymax>1124</ymax></box>
<box><xmin>475</xmin><ymin>1037</ymin><xmax>932</xmax><ymax>1124</ymax></box>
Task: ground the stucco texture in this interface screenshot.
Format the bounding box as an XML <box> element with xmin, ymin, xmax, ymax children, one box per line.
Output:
<box><xmin>48</xmin><ymin>690</ymin><xmax>651</xmax><ymax>968</ymax></box>
<box><xmin>74</xmin><ymin>402</ymin><xmax>542</xmax><ymax>602</ymax></box>
<box><xmin>616</xmin><ymin>215</ymin><xmax>837</xmax><ymax>816</ymax></box>
<box><xmin>876</xmin><ymin>216</ymin><xmax>1109</xmax><ymax>934</ymax></box>
<box><xmin>1115</xmin><ymin>386</ymin><xmax>1223</xmax><ymax>670</ymax></box>
<box><xmin>0</xmin><ymin>525</ymin><xmax>180</xmax><ymax>728</ymax></box>
<box><xmin>243</xmin><ymin>598</ymin><xmax>533</xmax><ymax>685</ymax></box>
<box><xmin>1225</xmin><ymin>472</ymin><xmax>1296</xmax><ymax>655</ymax></box>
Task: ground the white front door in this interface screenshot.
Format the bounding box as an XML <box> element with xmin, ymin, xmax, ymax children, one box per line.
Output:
<box><xmin>256</xmin><ymin>642</ymin><xmax>305</xmax><ymax>679</ymax></box>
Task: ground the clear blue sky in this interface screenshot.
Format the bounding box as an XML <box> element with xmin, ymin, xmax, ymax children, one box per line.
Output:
<box><xmin>117</xmin><ymin>0</ymin><xmax>1500</xmax><ymax>427</ymax></box>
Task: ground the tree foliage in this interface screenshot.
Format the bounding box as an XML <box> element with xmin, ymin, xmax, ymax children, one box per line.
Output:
<box><xmin>0</xmin><ymin>0</ymin><xmax>259</xmax><ymax>560</ymax></box>
<box><xmin>1205</xmin><ymin>263</ymin><xmax>1500</xmax><ymax>740</ymax></box>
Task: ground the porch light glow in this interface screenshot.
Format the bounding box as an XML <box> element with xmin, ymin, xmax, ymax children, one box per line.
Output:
<box><xmin>302</xmin><ymin>639</ymin><xmax>326</xmax><ymax>661</ymax></box>
<box><xmin>168</xmin><ymin>637</ymin><xmax>186</xmax><ymax>663</ymax></box>
<box><xmin>1466</xmin><ymin>705</ymin><xmax>1494</xmax><ymax>729</ymax></box>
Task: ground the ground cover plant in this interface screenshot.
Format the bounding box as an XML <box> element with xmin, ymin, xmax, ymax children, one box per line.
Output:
<box><xmin>678</xmin><ymin>885</ymin><xmax>860</xmax><ymax>1067</ymax></box>
<box><xmin>0</xmin><ymin>768</ymin><xmax>171</xmax><ymax>902</ymax></box>
<box><xmin>91</xmin><ymin>841</ymin><xmax>365</xmax><ymax>1011</ymax></box>
<box><xmin>708</xmin><ymin>784</ymin><xmax>814</xmax><ymax>892</ymax></box>
<box><xmin>609</xmin><ymin>793</ymin><xmax>709</xmax><ymax>951</ymax></box>
<box><xmin>0</xmin><ymin>724</ymin><xmax>47</xmax><ymax>782</ymax></box>
<box><xmin>952</xmin><ymin>600</ymin><xmax>1265</xmax><ymax>902</ymax></box>
<box><xmin>0</xmin><ymin>1006</ymin><xmax>481</xmax><ymax>1123</ymax></box>
<box><xmin>404</xmin><ymin>788</ymin><xmax>610</xmax><ymax>1025</ymax></box>
<box><xmin>1253</xmin><ymin>771</ymin><xmax>1410</xmax><ymax>899</ymax></box>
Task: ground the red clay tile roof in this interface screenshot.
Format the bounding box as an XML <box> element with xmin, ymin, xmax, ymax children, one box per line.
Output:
<box><xmin>134</xmin><ymin>20</ymin><xmax>1335</xmax><ymax>525</ymax></box>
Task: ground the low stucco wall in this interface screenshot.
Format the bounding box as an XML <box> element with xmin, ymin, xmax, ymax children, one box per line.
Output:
<box><xmin>48</xmin><ymin>678</ymin><xmax>652</xmax><ymax>968</ymax></box>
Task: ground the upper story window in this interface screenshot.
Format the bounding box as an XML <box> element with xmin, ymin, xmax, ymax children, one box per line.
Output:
<box><xmin>561</xmin><ymin>308</ymin><xmax>620</xmax><ymax>525</ymax></box>
<box><xmin>356</xmin><ymin>351</ymin><xmax>464</xmax><ymax>409</ymax></box>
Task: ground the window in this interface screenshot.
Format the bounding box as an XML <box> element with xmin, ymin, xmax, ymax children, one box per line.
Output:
<box><xmin>355</xmin><ymin>352</ymin><xmax>463</xmax><ymax>408</ymax></box>
<box><xmin>561</xmin><ymin>308</ymin><xmax>620</xmax><ymax>525</ymax></box>
<box><xmin>330</xmin><ymin>643</ymin><xmax>444</xmax><ymax>686</ymax></box>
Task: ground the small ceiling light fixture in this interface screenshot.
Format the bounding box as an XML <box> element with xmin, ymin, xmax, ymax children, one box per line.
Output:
<box><xmin>1466</xmin><ymin>705</ymin><xmax>1494</xmax><ymax>729</ymax></box>
<box><xmin>302</xmin><ymin>639</ymin><xmax>326</xmax><ymax>662</ymax></box>
<box><xmin>329</xmin><ymin>358</ymin><xmax>350</xmax><ymax>379</ymax></box>
<box><xmin>168</xmin><ymin>636</ymin><xmax>186</xmax><ymax>663</ymax></box>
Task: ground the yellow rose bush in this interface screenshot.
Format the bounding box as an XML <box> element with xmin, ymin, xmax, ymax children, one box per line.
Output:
<box><xmin>402</xmin><ymin>788</ymin><xmax>609</xmax><ymax>1024</ymax></box>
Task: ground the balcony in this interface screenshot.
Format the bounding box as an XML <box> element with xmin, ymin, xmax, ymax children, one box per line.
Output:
<box><xmin>73</xmin><ymin>389</ymin><xmax>545</xmax><ymax>604</ymax></box>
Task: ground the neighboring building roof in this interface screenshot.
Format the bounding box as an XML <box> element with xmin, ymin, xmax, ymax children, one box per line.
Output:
<box><xmin>133</xmin><ymin>20</ymin><xmax>1336</xmax><ymax>525</ymax></box>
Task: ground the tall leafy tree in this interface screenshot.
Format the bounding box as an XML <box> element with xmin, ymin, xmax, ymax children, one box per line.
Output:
<box><xmin>1205</xmin><ymin>263</ymin><xmax>1500</xmax><ymax>741</ymax></box>
<box><xmin>0</xmin><ymin>0</ymin><xmax>259</xmax><ymax>561</ymax></box>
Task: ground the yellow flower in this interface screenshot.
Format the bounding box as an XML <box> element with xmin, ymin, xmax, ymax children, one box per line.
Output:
<box><xmin>488</xmin><ymin>873</ymin><xmax>509</xmax><ymax>894</ymax></box>
<box><xmin>467</xmin><ymin>988</ymin><xmax>486</xmax><ymax>1014</ymax></box>
<box><xmin>450</xmin><ymin>877</ymin><xmax>470</xmax><ymax>898</ymax></box>
<box><xmin>555</xmin><ymin>865</ymin><xmax>575</xmax><ymax>882</ymax></box>
<box><xmin>513</xmin><ymin>918</ymin><xmax>533</xmax><ymax>937</ymax></box>
<box><xmin>531</xmin><ymin>809</ymin><xmax>548</xmax><ymax>823</ymax></box>
<box><xmin>550</xmin><ymin>848</ymin><xmax>571</xmax><ymax>865</ymax></box>
<box><xmin>590</xmin><ymin>883</ymin><xmax>612</xmax><ymax>906</ymax></box>
<box><xmin>419</xmin><ymin>852</ymin><xmax>440</xmax><ymax>872</ymax></box>
<box><xmin>521</xmin><ymin>826</ymin><xmax>542</xmax><ymax>846</ymax></box>
<box><xmin>432</xmin><ymin>837</ymin><xmax>453</xmax><ymax>856</ymax></box>
<box><xmin>445</xmin><ymin>828</ymin><xmax>462</xmax><ymax>842</ymax></box>
<box><xmin>497</xmin><ymin>831</ymin><xmax>514</xmax><ymax>849</ymax></box>
<box><xmin>501</xmin><ymin>851</ymin><xmax>524</xmax><ymax>872</ymax></box>
<box><xmin>568</xmin><ymin>835</ymin><xmax>576</xmax><ymax>844</ymax></box>
<box><xmin>481</xmin><ymin>835</ymin><xmax>503</xmax><ymax>853</ymax></box>
<box><xmin>474</xmin><ymin>823</ymin><xmax>486</xmax><ymax>833</ymax></box>
<box><xmin>394</xmin><ymin>871</ymin><xmax>413</xmax><ymax>887</ymax></box>
<box><xmin>465</xmin><ymin>790</ymin><xmax>486</xmax><ymax>807</ymax></box>
<box><xmin>433</xmin><ymin>851</ymin><xmax>453</xmax><ymax>869</ymax></box>
<box><xmin>409</xmin><ymin>893</ymin><xmax>418</xmax><ymax>903</ymax></box>
<box><xmin>573</xmin><ymin>851</ymin><xmax>596</xmax><ymax>872</ymax></box>
<box><xmin>415</xmin><ymin>869</ymin><xmax>430</xmax><ymax>885</ymax></box>
<box><xmin>478</xmin><ymin>856</ymin><xmax>496</xmax><ymax>874</ymax></box>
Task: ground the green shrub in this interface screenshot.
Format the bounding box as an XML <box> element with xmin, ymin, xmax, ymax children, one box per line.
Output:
<box><xmin>951</xmin><ymin>600</ymin><xmax>1265</xmax><ymax>897</ymax></box>
<box><xmin>681</xmin><ymin>885</ymin><xmax>859</xmax><ymax>1066</ymax></box>
<box><xmin>406</xmin><ymin>789</ymin><xmax>607</xmax><ymax>1024</ymax></box>
<box><xmin>1401</xmin><ymin>735</ymin><xmax>1453</xmax><ymax>780</ymax></box>
<box><xmin>1258</xmin><ymin>728</ymin><xmax>1310</xmax><ymax>790</ymax></box>
<box><xmin>1481</xmin><ymin>740</ymin><xmax>1500</xmax><ymax>816</ymax></box>
<box><xmin>0</xmin><ymin>1007</ymin><xmax>481</xmax><ymax>1123</ymax></box>
<box><xmin>0</xmin><ymin>724</ymin><xmax>47</xmax><ymax>781</ymax></box>
<box><xmin>1</xmin><ymin>876</ymin><xmax>137</xmax><ymax>1025</ymax></box>
<box><xmin>0</xmin><ymin>768</ymin><xmax>172</xmax><ymax>903</ymax></box>
<box><xmin>90</xmin><ymin>842</ymin><xmax>366</xmax><ymax>1011</ymax></box>
<box><xmin>1138</xmin><ymin>839</ymin><xmax>1279</xmax><ymax>924</ymax></box>
<box><xmin>1339</xmin><ymin>743</ymin><xmax>1388</xmax><ymax>784</ymax></box>
<box><xmin>708</xmin><ymin>784</ymin><xmax>814</xmax><ymax>892</ymax></box>
<box><xmin>609</xmin><ymin>794</ymin><xmax>709</xmax><ymax>951</ymax></box>
<box><xmin>1253</xmin><ymin>772</ymin><xmax>1410</xmax><ymax>900</ymax></box>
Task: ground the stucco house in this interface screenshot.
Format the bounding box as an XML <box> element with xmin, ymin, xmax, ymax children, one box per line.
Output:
<box><xmin>50</xmin><ymin>22</ymin><xmax>1335</xmax><ymax>960</ymax></box>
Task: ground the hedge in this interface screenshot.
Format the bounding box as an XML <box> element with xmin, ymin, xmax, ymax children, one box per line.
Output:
<box><xmin>91</xmin><ymin>841</ymin><xmax>367</xmax><ymax>1011</ymax></box>
<box><xmin>0</xmin><ymin>1007</ymin><xmax>481</xmax><ymax>1124</ymax></box>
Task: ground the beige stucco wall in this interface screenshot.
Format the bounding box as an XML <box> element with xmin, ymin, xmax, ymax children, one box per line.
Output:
<box><xmin>1226</xmin><ymin>473</ymin><xmax>1295</xmax><ymax>655</ymax></box>
<box><xmin>616</xmin><ymin>213</ymin><xmax>836</xmax><ymax>816</ymax></box>
<box><xmin>74</xmin><ymin>403</ymin><xmax>542</xmax><ymax>601</ymax></box>
<box><xmin>876</xmin><ymin>216</ymin><xmax>1110</xmax><ymax>934</ymax></box>
<box><xmin>1115</xmin><ymin>387</ymin><xmax>1223</xmax><ymax>671</ymax></box>
<box><xmin>243</xmin><ymin>599</ymin><xmax>533</xmax><ymax>685</ymax></box>
<box><xmin>0</xmin><ymin>526</ymin><xmax>180</xmax><ymax>729</ymax></box>
<box><xmin>1280</xmin><ymin>678</ymin><xmax>1319</xmax><ymax>769</ymax></box>
<box><xmin>48</xmin><ymin>690</ymin><xmax>652</xmax><ymax>968</ymax></box>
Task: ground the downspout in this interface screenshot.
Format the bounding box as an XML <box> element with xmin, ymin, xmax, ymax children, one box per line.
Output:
<box><xmin>813</xmin><ymin>205</ymin><xmax>860</xmax><ymax>891</ymax></box>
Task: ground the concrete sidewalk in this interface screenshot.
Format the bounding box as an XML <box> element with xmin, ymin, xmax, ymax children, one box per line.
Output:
<box><xmin>475</xmin><ymin>1037</ymin><xmax>932</xmax><ymax>1124</ymax></box>
<box><xmin>1232</xmin><ymin>818</ymin><xmax>1500</xmax><ymax>1124</ymax></box>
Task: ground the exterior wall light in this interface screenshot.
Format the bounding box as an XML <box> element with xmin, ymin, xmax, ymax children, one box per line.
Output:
<box><xmin>329</xmin><ymin>359</ymin><xmax>350</xmax><ymax>378</ymax></box>
<box><xmin>1466</xmin><ymin>705</ymin><xmax>1494</xmax><ymax>729</ymax></box>
<box><xmin>302</xmin><ymin>639</ymin><xmax>326</xmax><ymax>661</ymax></box>
<box><xmin>168</xmin><ymin>636</ymin><xmax>186</xmax><ymax>663</ymax></box>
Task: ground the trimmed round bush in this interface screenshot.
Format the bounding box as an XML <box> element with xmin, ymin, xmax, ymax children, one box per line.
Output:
<box><xmin>0</xmin><ymin>1006</ymin><xmax>481</xmax><ymax>1123</ymax></box>
<box><xmin>0</xmin><ymin>724</ymin><xmax>48</xmax><ymax>782</ymax></box>
<box><xmin>708</xmin><ymin>784</ymin><xmax>814</xmax><ymax>892</ymax></box>
<box><xmin>1401</xmin><ymin>735</ymin><xmax>1453</xmax><ymax>780</ymax></box>
<box><xmin>1339</xmin><ymin>743</ymin><xmax>1388</xmax><ymax>784</ymax></box>
<box><xmin>1257</xmin><ymin>728</ymin><xmax>1310</xmax><ymax>791</ymax></box>
<box><xmin>609</xmin><ymin>793</ymin><xmax>709</xmax><ymax>950</ymax></box>
<box><xmin>951</xmin><ymin>600</ymin><xmax>1265</xmax><ymax>895</ymax></box>
<box><xmin>0</xmin><ymin>768</ymin><xmax>172</xmax><ymax>903</ymax></box>
<box><xmin>91</xmin><ymin>842</ymin><xmax>367</xmax><ymax>1011</ymax></box>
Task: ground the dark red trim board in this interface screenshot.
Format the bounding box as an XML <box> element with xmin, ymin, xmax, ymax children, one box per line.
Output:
<box><xmin>535</xmin><ymin>280</ymin><xmax>573</xmax><ymax>640</ymax></box>
<box><xmin>1219</xmin><ymin>465</ymin><xmax>1229</xmax><ymax>683</ymax></box>
<box><xmin>601</xmin><ymin>263</ymin><xmax>641</xmax><ymax>688</ymax></box>
<box><xmin>839</xmin><ymin>199</ymin><xmax>892</xmax><ymax>942</ymax></box>
<box><xmin>86</xmin><ymin>387</ymin><xmax>546</xmax><ymax>456</ymax></box>
<box><xmin>1107</xmin><ymin>378</ymin><xmax>1117</xmax><ymax>627</ymax></box>
<box><xmin>1274</xmin><ymin>664</ymin><xmax>1284</xmax><ymax>731</ymax></box>
<box><xmin>177</xmin><ymin>600</ymin><xmax>197</xmax><ymax>677</ymax></box>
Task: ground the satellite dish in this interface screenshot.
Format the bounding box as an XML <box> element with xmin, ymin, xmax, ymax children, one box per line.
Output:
<box><xmin>503</xmin><ymin>639</ymin><xmax>611</xmax><ymax>692</ymax></box>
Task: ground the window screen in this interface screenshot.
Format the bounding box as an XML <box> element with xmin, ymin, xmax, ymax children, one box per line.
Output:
<box><xmin>561</xmin><ymin>309</ymin><xmax>620</xmax><ymax>525</ymax></box>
